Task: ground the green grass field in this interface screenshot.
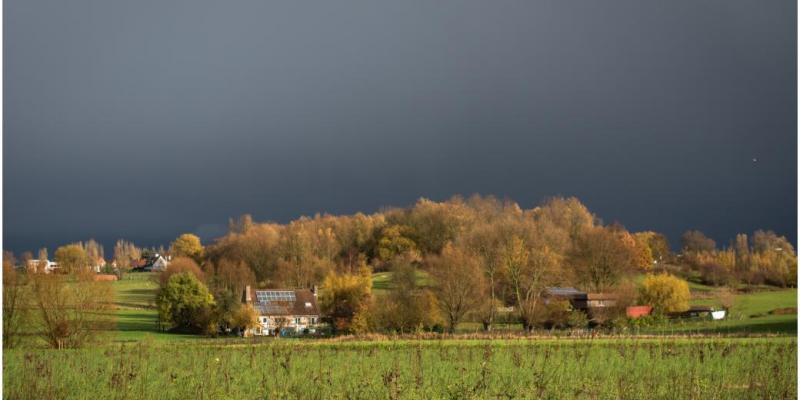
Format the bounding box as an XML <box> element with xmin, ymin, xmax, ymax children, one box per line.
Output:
<box><xmin>5</xmin><ymin>337</ymin><xmax>795</xmax><ymax>399</ymax></box>
<box><xmin>113</xmin><ymin>273</ymin><xmax>197</xmax><ymax>342</ymax></box>
<box><xmin>662</xmin><ymin>288</ymin><xmax>798</xmax><ymax>335</ymax></box>
<box><xmin>371</xmin><ymin>270</ymin><xmax>432</xmax><ymax>294</ymax></box>
<box><xmin>5</xmin><ymin>273</ymin><xmax>796</xmax><ymax>399</ymax></box>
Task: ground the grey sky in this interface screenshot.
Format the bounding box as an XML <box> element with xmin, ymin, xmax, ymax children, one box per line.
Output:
<box><xmin>4</xmin><ymin>0</ymin><xmax>796</xmax><ymax>254</ymax></box>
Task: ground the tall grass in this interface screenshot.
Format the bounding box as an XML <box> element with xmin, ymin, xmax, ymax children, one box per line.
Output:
<box><xmin>4</xmin><ymin>337</ymin><xmax>795</xmax><ymax>399</ymax></box>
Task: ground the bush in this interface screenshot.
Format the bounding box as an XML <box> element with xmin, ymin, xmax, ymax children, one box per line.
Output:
<box><xmin>538</xmin><ymin>300</ymin><xmax>571</xmax><ymax>329</ymax></box>
<box><xmin>639</xmin><ymin>273</ymin><xmax>690</xmax><ymax>314</ymax></box>
<box><xmin>156</xmin><ymin>272</ymin><xmax>216</xmax><ymax>333</ymax></box>
<box><xmin>566</xmin><ymin>310</ymin><xmax>589</xmax><ymax>329</ymax></box>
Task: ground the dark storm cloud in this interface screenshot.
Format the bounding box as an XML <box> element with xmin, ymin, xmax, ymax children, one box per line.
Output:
<box><xmin>4</xmin><ymin>0</ymin><xmax>796</xmax><ymax>253</ymax></box>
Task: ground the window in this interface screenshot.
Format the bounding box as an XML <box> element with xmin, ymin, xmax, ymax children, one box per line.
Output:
<box><xmin>305</xmin><ymin>302</ymin><xmax>312</xmax><ymax>308</ymax></box>
<box><xmin>310</xmin><ymin>317</ymin><xmax>317</xmax><ymax>324</ymax></box>
<box><xmin>262</xmin><ymin>317</ymin><xmax>268</xmax><ymax>323</ymax></box>
<box><xmin>295</xmin><ymin>317</ymin><xmax>301</xmax><ymax>325</ymax></box>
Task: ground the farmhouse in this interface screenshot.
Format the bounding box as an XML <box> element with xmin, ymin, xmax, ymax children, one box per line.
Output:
<box><xmin>242</xmin><ymin>286</ymin><xmax>320</xmax><ymax>336</ymax></box>
<box><xmin>132</xmin><ymin>254</ymin><xmax>170</xmax><ymax>272</ymax></box>
<box><xmin>26</xmin><ymin>259</ymin><xmax>59</xmax><ymax>273</ymax></box>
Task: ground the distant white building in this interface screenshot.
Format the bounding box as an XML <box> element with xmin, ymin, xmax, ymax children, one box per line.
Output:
<box><xmin>27</xmin><ymin>259</ymin><xmax>59</xmax><ymax>273</ymax></box>
<box><xmin>150</xmin><ymin>255</ymin><xmax>169</xmax><ymax>271</ymax></box>
<box><xmin>138</xmin><ymin>254</ymin><xmax>170</xmax><ymax>272</ymax></box>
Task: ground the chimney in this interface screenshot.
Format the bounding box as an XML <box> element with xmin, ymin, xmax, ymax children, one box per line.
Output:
<box><xmin>243</xmin><ymin>285</ymin><xmax>252</xmax><ymax>303</ymax></box>
<box><xmin>311</xmin><ymin>285</ymin><xmax>318</xmax><ymax>297</ymax></box>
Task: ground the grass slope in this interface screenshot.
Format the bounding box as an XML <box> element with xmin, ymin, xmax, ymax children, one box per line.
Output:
<box><xmin>113</xmin><ymin>273</ymin><xmax>196</xmax><ymax>342</ymax></box>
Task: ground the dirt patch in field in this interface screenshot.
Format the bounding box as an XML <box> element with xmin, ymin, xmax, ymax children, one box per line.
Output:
<box><xmin>769</xmin><ymin>307</ymin><xmax>797</xmax><ymax>315</ymax></box>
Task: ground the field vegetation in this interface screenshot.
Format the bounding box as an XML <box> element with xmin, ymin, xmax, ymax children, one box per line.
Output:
<box><xmin>5</xmin><ymin>337</ymin><xmax>795</xmax><ymax>399</ymax></box>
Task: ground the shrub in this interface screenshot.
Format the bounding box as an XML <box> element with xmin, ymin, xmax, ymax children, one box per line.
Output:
<box><xmin>639</xmin><ymin>273</ymin><xmax>690</xmax><ymax>314</ymax></box>
<box><xmin>156</xmin><ymin>272</ymin><xmax>216</xmax><ymax>333</ymax></box>
<box><xmin>538</xmin><ymin>299</ymin><xmax>571</xmax><ymax>329</ymax></box>
<box><xmin>566</xmin><ymin>310</ymin><xmax>589</xmax><ymax>329</ymax></box>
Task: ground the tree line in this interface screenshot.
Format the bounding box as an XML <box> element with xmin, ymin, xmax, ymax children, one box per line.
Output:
<box><xmin>5</xmin><ymin>194</ymin><xmax>796</xmax><ymax>341</ymax></box>
<box><xmin>165</xmin><ymin>195</ymin><xmax>796</xmax><ymax>335</ymax></box>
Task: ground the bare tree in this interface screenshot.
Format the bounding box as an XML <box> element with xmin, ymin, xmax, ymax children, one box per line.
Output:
<box><xmin>30</xmin><ymin>271</ymin><xmax>115</xmax><ymax>349</ymax></box>
<box><xmin>502</xmin><ymin>236</ymin><xmax>561</xmax><ymax>331</ymax></box>
<box><xmin>114</xmin><ymin>239</ymin><xmax>142</xmax><ymax>271</ymax></box>
<box><xmin>3</xmin><ymin>252</ymin><xmax>27</xmax><ymax>348</ymax></box>
<box><xmin>427</xmin><ymin>245</ymin><xmax>485</xmax><ymax>333</ymax></box>
<box><xmin>570</xmin><ymin>226</ymin><xmax>638</xmax><ymax>293</ymax></box>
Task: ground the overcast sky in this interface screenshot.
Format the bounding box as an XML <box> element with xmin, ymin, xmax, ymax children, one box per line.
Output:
<box><xmin>4</xmin><ymin>0</ymin><xmax>796</xmax><ymax>254</ymax></box>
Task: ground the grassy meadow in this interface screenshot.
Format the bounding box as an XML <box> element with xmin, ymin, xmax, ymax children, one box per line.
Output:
<box><xmin>4</xmin><ymin>272</ymin><xmax>796</xmax><ymax>399</ymax></box>
<box><xmin>5</xmin><ymin>337</ymin><xmax>796</xmax><ymax>399</ymax></box>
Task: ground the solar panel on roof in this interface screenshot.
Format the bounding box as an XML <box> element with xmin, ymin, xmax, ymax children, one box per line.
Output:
<box><xmin>255</xmin><ymin>290</ymin><xmax>296</xmax><ymax>303</ymax></box>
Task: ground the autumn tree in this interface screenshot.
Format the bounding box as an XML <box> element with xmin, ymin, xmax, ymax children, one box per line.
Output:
<box><xmin>113</xmin><ymin>239</ymin><xmax>142</xmax><ymax>271</ymax></box>
<box><xmin>375</xmin><ymin>224</ymin><xmax>419</xmax><ymax>264</ymax></box>
<box><xmin>29</xmin><ymin>271</ymin><xmax>115</xmax><ymax>348</ymax></box>
<box><xmin>319</xmin><ymin>266</ymin><xmax>373</xmax><ymax>334</ymax></box>
<box><xmin>231</xmin><ymin>304</ymin><xmax>259</xmax><ymax>334</ymax></box>
<box><xmin>426</xmin><ymin>244</ymin><xmax>485</xmax><ymax>333</ymax></box>
<box><xmin>33</xmin><ymin>248</ymin><xmax>48</xmax><ymax>272</ymax></box>
<box><xmin>748</xmin><ymin>232</ymin><xmax>796</xmax><ymax>287</ymax></box>
<box><xmin>460</xmin><ymin>223</ymin><xmax>504</xmax><ymax>331</ymax></box>
<box><xmin>228</xmin><ymin>214</ymin><xmax>255</xmax><ymax>234</ymax></box>
<box><xmin>81</xmin><ymin>239</ymin><xmax>105</xmax><ymax>266</ymax></box>
<box><xmin>159</xmin><ymin>257</ymin><xmax>205</xmax><ymax>287</ymax></box>
<box><xmin>639</xmin><ymin>273</ymin><xmax>690</xmax><ymax>314</ymax></box>
<box><xmin>54</xmin><ymin>244</ymin><xmax>90</xmax><ymax>273</ymax></box>
<box><xmin>570</xmin><ymin>226</ymin><xmax>638</xmax><ymax>292</ymax></box>
<box><xmin>501</xmin><ymin>236</ymin><xmax>561</xmax><ymax>331</ymax></box>
<box><xmin>733</xmin><ymin>233</ymin><xmax>750</xmax><ymax>271</ymax></box>
<box><xmin>211</xmin><ymin>288</ymin><xmax>252</xmax><ymax>335</ymax></box>
<box><xmin>332</xmin><ymin>212</ymin><xmax>385</xmax><ymax>273</ymax></box>
<box><xmin>205</xmin><ymin>223</ymin><xmax>282</xmax><ymax>284</ymax></box>
<box><xmin>635</xmin><ymin>231</ymin><xmax>671</xmax><ymax>263</ymax></box>
<box><xmin>752</xmin><ymin>230</ymin><xmax>788</xmax><ymax>253</ymax></box>
<box><xmin>203</xmin><ymin>259</ymin><xmax>256</xmax><ymax>336</ymax></box>
<box><xmin>681</xmin><ymin>230</ymin><xmax>716</xmax><ymax>253</ymax></box>
<box><xmin>622</xmin><ymin>231</ymin><xmax>653</xmax><ymax>270</ymax></box>
<box><xmin>273</xmin><ymin>222</ymin><xmax>334</xmax><ymax>288</ymax></box>
<box><xmin>170</xmin><ymin>233</ymin><xmax>204</xmax><ymax>262</ymax></box>
<box><xmin>20</xmin><ymin>251</ymin><xmax>33</xmax><ymax>270</ymax></box>
<box><xmin>374</xmin><ymin>257</ymin><xmax>441</xmax><ymax>332</ymax></box>
<box><xmin>535</xmin><ymin>197</ymin><xmax>595</xmax><ymax>242</ymax></box>
<box><xmin>458</xmin><ymin>204</ymin><xmax>521</xmax><ymax>331</ymax></box>
<box><xmin>206</xmin><ymin>258</ymin><xmax>255</xmax><ymax>295</ymax></box>
<box><xmin>405</xmin><ymin>197</ymin><xmax>473</xmax><ymax>254</ymax></box>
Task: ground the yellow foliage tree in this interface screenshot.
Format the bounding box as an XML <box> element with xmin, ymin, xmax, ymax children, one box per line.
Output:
<box><xmin>170</xmin><ymin>233</ymin><xmax>204</xmax><ymax>262</ymax></box>
<box><xmin>319</xmin><ymin>268</ymin><xmax>372</xmax><ymax>334</ymax></box>
<box><xmin>54</xmin><ymin>244</ymin><xmax>90</xmax><ymax>273</ymax></box>
<box><xmin>639</xmin><ymin>273</ymin><xmax>690</xmax><ymax>314</ymax></box>
<box><xmin>232</xmin><ymin>304</ymin><xmax>259</xmax><ymax>332</ymax></box>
